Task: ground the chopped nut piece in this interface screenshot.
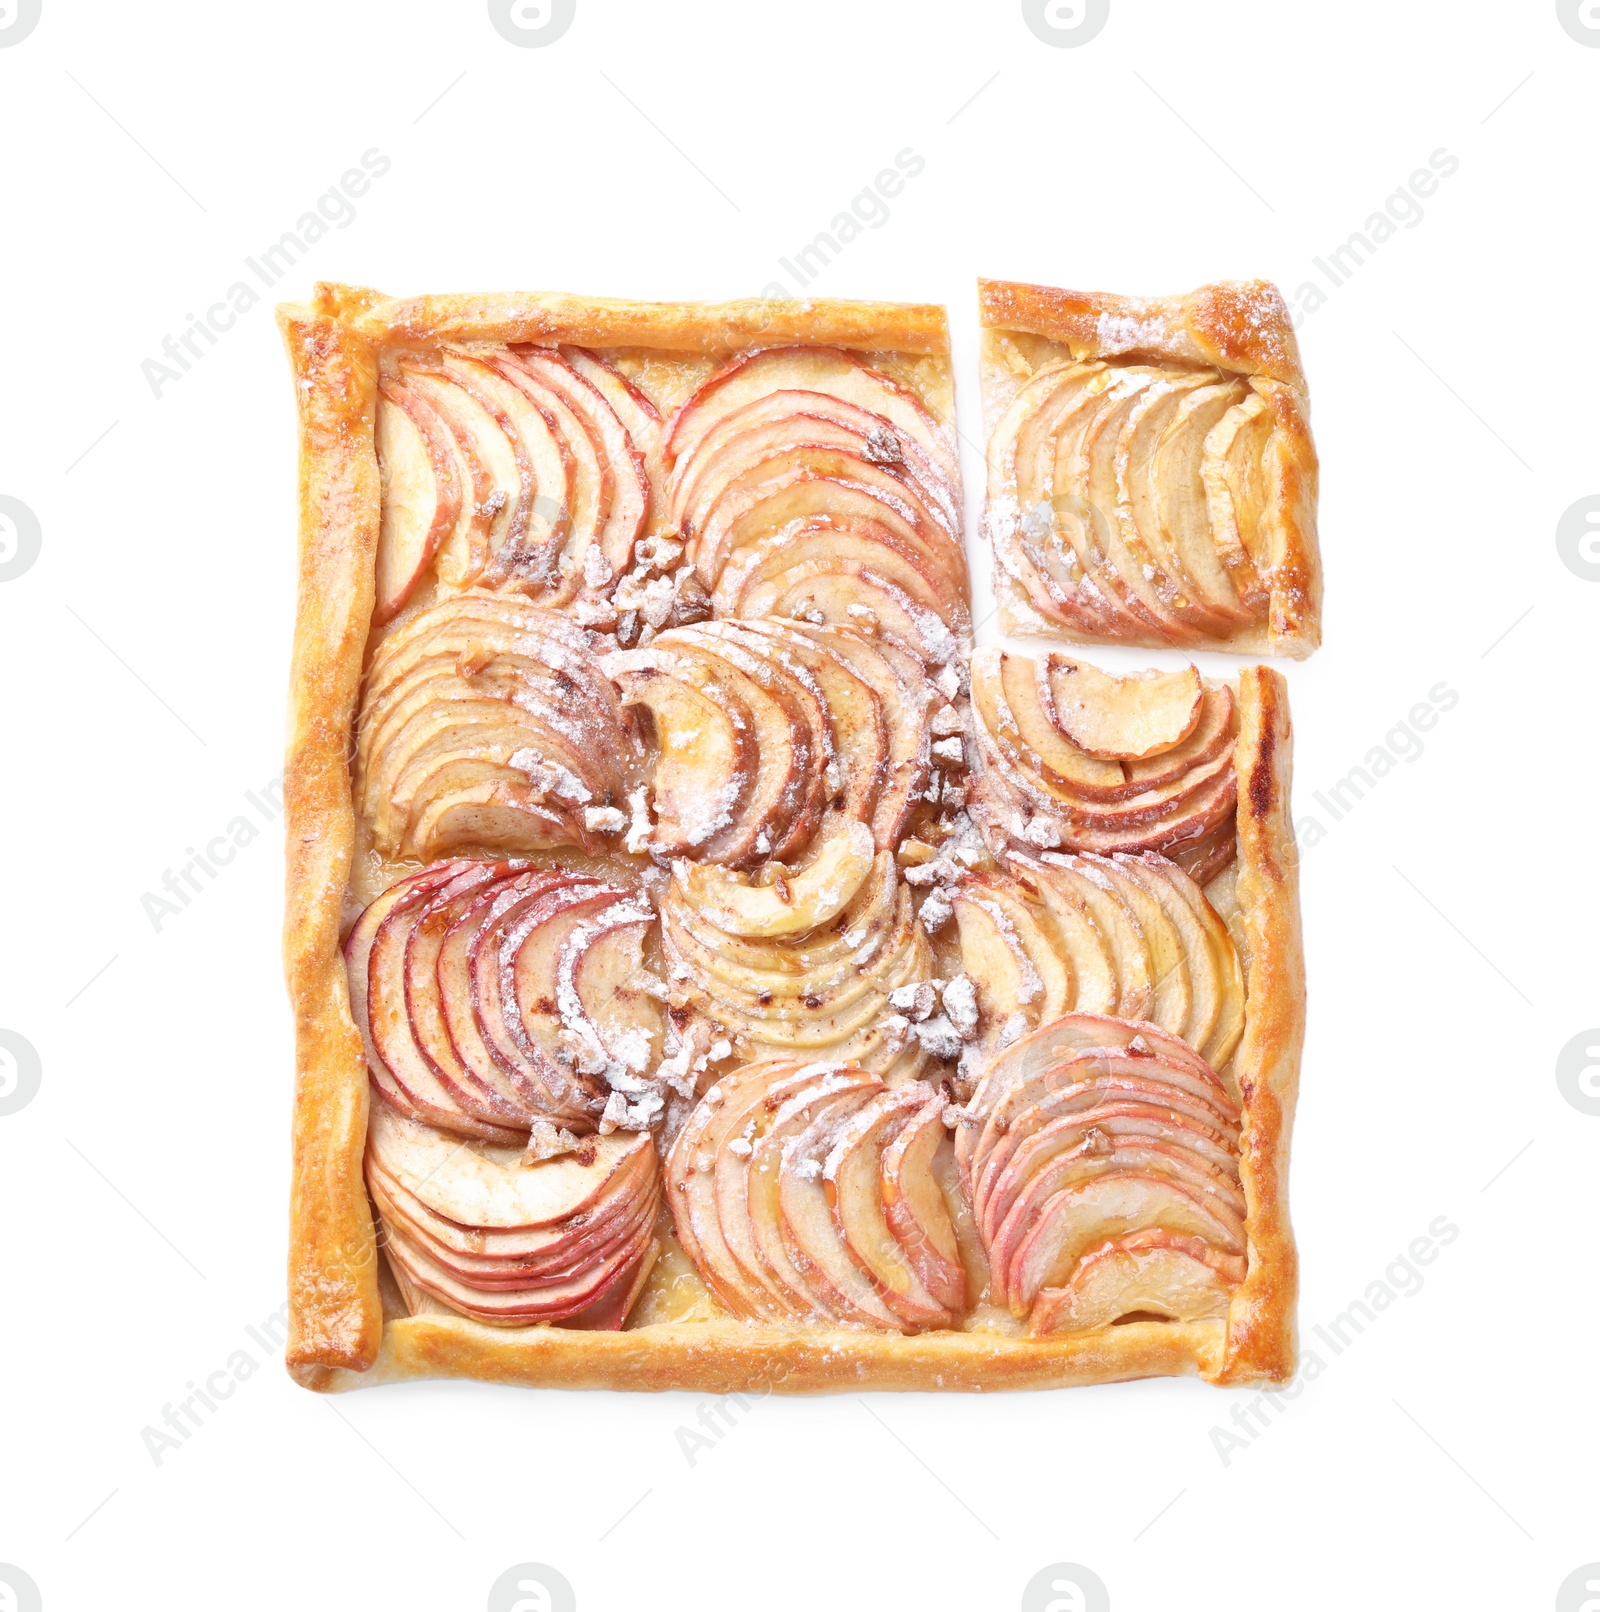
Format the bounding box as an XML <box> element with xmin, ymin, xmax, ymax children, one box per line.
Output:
<box><xmin>931</xmin><ymin>736</ymin><xmax>965</xmax><ymax>766</ymax></box>
<box><xmin>929</xmin><ymin>704</ymin><xmax>964</xmax><ymax>737</ymax></box>
<box><xmin>583</xmin><ymin>805</ymin><xmax>626</xmax><ymax>833</ymax></box>
<box><xmin>913</xmin><ymin>1015</ymin><xmax>964</xmax><ymax>1061</ymax></box>
<box><xmin>942</xmin><ymin>974</ymin><xmax>979</xmax><ymax>1038</ymax></box>
<box><xmin>918</xmin><ymin>887</ymin><xmax>954</xmax><ymax>932</ymax></box>
<box><xmin>896</xmin><ymin>838</ymin><xmax>936</xmax><ymax>867</ymax></box>
<box><xmin>888</xmin><ymin>981</ymin><xmax>937</xmax><ymax>1022</ymax></box>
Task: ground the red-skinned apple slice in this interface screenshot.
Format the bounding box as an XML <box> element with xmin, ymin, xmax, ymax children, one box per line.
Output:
<box><xmin>375</xmin><ymin>381</ymin><xmax>461</xmax><ymax>625</ymax></box>
<box><xmin>879</xmin><ymin>1091</ymin><xmax>967</xmax><ymax>1314</ymax></box>
<box><xmin>1044</xmin><ymin>657</ymin><xmax>1204</xmax><ymax>762</ymax></box>
<box><xmin>1006</xmin><ymin>1171</ymin><xmax>1243</xmax><ymax>1316</ymax></box>
<box><xmin>367</xmin><ymin>864</ymin><xmax>530</xmax><ymax>1144</ymax></box>
<box><xmin>563</xmin><ymin>347</ymin><xmax>664</xmax><ymax>518</ymax></box>
<box><xmin>1028</xmin><ymin>1230</ymin><xmax>1241</xmax><ymax>1334</ymax></box>
<box><xmin>666</xmin><ymin>346</ymin><xmax>958</xmax><ymax>489</ymax></box>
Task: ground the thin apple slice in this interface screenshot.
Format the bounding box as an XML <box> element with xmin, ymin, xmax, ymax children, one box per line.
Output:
<box><xmin>563</xmin><ymin>347</ymin><xmax>664</xmax><ymax>509</ymax></box>
<box><xmin>1044</xmin><ymin>656</ymin><xmax>1203</xmax><ymax>762</ymax></box>
<box><xmin>821</xmin><ymin>1085</ymin><xmax>951</xmax><ymax>1328</ymax></box>
<box><xmin>878</xmin><ymin>1090</ymin><xmax>967</xmax><ymax>1314</ymax></box>
<box><xmin>375</xmin><ymin>382</ymin><xmax>460</xmax><ymax>625</ymax></box>
<box><xmin>985</xmin><ymin>648</ymin><xmax>1123</xmax><ymax>795</ymax></box>
<box><xmin>513</xmin><ymin>346</ymin><xmax>648</xmax><ymax>585</ymax></box>
<box><xmin>440</xmin><ymin>351</ymin><xmax>570</xmax><ymax>588</ymax></box>
<box><xmin>952</xmin><ymin>874</ymin><xmax>1071</xmax><ymax>1044</ymax></box>
<box><xmin>1146</xmin><ymin>855</ymin><xmax>1246</xmax><ymax>1074</ymax></box>
<box><xmin>677</xmin><ymin>821</ymin><xmax>875</xmax><ymax>938</ymax></box>
<box><xmin>744</xmin><ymin>1067</ymin><xmax>882</xmax><ymax>1316</ymax></box>
<box><xmin>1029</xmin><ymin>1230</ymin><xmax>1241</xmax><ymax>1334</ymax></box>
<box><xmin>1154</xmin><ymin>380</ymin><xmax>1252</xmax><ymax>622</ymax></box>
<box><xmin>665</xmin><ymin>1059</ymin><xmax>810</xmax><ymax>1319</ymax></box>
<box><xmin>608</xmin><ymin>646</ymin><xmax>756</xmax><ymax>861</ymax></box>
<box><xmin>1079</xmin><ymin>855</ymin><xmax>1190</xmax><ymax>1039</ymax></box>
<box><xmin>367</xmin><ymin>1103</ymin><xmax>650</xmax><ymax>1229</ymax></box>
<box><xmin>782</xmin><ymin>1100</ymin><xmax>912</xmax><ymax>1330</ymax></box>
<box><xmin>666</xmin><ymin>346</ymin><xmax>958</xmax><ymax>490</ymax></box>
<box><xmin>1004</xmin><ymin>854</ymin><xmax>1119</xmax><ymax>1019</ymax></box>
<box><xmin>1006</xmin><ymin>1171</ymin><xmax>1243</xmax><ymax>1316</ymax></box>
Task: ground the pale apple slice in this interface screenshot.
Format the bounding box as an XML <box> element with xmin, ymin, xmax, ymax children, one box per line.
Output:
<box><xmin>513</xmin><ymin>346</ymin><xmax>647</xmax><ymax>585</ymax></box>
<box><xmin>1006</xmin><ymin>1171</ymin><xmax>1243</xmax><ymax>1316</ymax></box>
<box><xmin>1203</xmin><ymin>389</ymin><xmax>1273</xmax><ymax>613</ymax></box>
<box><xmin>609</xmin><ymin>647</ymin><xmax>756</xmax><ymax>861</ymax></box>
<box><xmin>375</xmin><ymin>382</ymin><xmax>460</xmax><ymax>625</ymax></box>
<box><xmin>367</xmin><ymin>1102</ymin><xmax>650</xmax><ymax>1229</ymax></box>
<box><xmin>1029</xmin><ymin>1231</ymin><xmax>1240</xmax><ymax>1334</ymax></box>
<box><xmin>670</xmin><ymin>390</ymin><xmax>959</xmax><ymax>535</ymax></box>
<box><xmin>676</xmin><ymin>821</ymin><xmax>875</xmax><ymax>938</ymax></box>
<box><xmin>821</xmin><ymin>1085</ymin><xmax>951</xmax><ymax>1328</ymax></box>
<box><xmin>746</xmin><ymin>560</ymin><xmax>962</xmax><ymax>669</ymax></box>
<box><xmin>563</xmin><ymin>347</ymin><xmax>664</xmax><ymax>512</ymax></box>
<box><xmin>1043</xmin><ymin>656</ymin><xmax>1203</xmax><ymax>762</ymax></box>
<box><xmin>666</xmin><ymin>1059</ymin><xmax>810</xmax><ymax>1319</ymax></box>
<box><xmin>438</xmin><ymin>871</ymin><xmax>578</xmax><ymax>1119</ymax></box>
<box><xmin>1148</xmin><ymin>855</ymin><xmax>1246</xmax><ymax>1074</ymax></box>
<box><xmin>560</xmin><ymin>898</ymin><xmax>664</xmax><ymax>1080</ymax></box>
<box><xmin>1116</xmin><ymin>373</ymin><xmax>1247</xmax><ymax>639</ymax></box>
<box><xmin>952</xmin><ymin>874</ymin><xmax>1071</xmax><ymax>1043</ymax></box>
<box><xmin>1078</xmin><ymin>855</ymin><xmax>1190</xmax><ymax>1039</ymax></box>
<box><xmin>727</xmin><ymin>617</ymin><xmax>889</xmax><ymax>838</ymax></box>
<box><xmin>743</xmin><ymin>1068</ymin><xmax>882</xmax><ymax>1315</ymax></box>
<box><xmin>1121</xmin><ymin>683</ymin><xmax>1235</xmax><ymax>791</ymax></box>
<box><xmin>1154</xmin><ymin>380</ymin><xmax>1252</xmax><ymax>623</ymax></box>
<box><xmin>1119</xmin><ymin>852</ymin><xmax>1230</xmax><ymax>1060</ymax></box>
<box><xmin>793</xmin><ymin>625</ymin><xmax>933</xmax><ymax>847</ymax></box>
<box><xmin>878</xmin><ymin>1089</ymin><xmax>967</xmax><ymax>1314</ymax></box>
<box><xmin>1004</xmin><ymin>854</ymin><xmax>1119</xmax><ymax>1019</ymax></box>
<box><xmin>666</xmin><ymin>346</ymin><xmax>958</xmax><ymax>489</ymax></box>
<box><xmin>441</xmin><ymin>352</ymin><xmax>570</xmax><ymax>588</ymax></box>
<box><xmin>968</xmin><ymin>649</ymin><xmax>1120</xmax><ymax>802</ymax></box>
<box><xmin>1027</xmin><ymin>854</ymin><xmax>1153</xmax><ymax>1022</ymax></box>
<box><xmin>400</xmin><ymin>364</ymin><xmax>512</xmax><ymax>589</ymax></box>
<box><xmin>781</xmin><ymin>1100</ymin><xmax>912</xmax><ymax>1330</ymax></box>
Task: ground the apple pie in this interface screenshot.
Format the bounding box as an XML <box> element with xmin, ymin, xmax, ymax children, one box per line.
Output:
<box><xmin>279</xmin><ymin>282</ymin><xmax>1303</xmax><ymax>1395</ymax></box>
<box><xmin>979</xmin><ymin>278</ymin><xmax>1322</xmax><ymax>657</ymax></box>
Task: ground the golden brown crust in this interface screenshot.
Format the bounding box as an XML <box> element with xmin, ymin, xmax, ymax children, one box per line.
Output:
<box><xmin>977</xmin><ymin>277</ymin><xmax>1307</xmax><ymax>391</ymax></box>
<box><xmin>354</xmin><ymin>289</ymin><xmax>951</xmax><ymax>357</ymax></box>
<box><xmin>278</xmin><ymin>304</ymin><xmax>387</xmax><ymax>1377</ymax></box>
<box><xmin>292</xmin><ymin>1314</ymin><xmax>1223</xmax><ymax>1394</ymax></box>
<box><xmin>280</xmin><ymin>285</ymin><xmax>1302</xmax><ymax>1395</ymax></box>
<box><xmin>1217</xmin><ymin>667</ymin><xmax>1303</xmax><ymax>1384</ymax></box>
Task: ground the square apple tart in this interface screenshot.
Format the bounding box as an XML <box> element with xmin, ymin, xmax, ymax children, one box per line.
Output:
<box><xmin>279</xmin><ymin>282</ymin><xmax>1303</xmax><ymax>1395</ymax></box>
<box><xmin>980</xmin><ymin>278</ymin><xmax>1321</xmax><ymax>658</ymax></box>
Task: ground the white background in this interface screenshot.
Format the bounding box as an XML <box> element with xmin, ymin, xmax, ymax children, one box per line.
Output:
<box><xmin>1</xmin><ymin>2</ymin><xmax>1595</xmax><ymax>1608</ymax></box>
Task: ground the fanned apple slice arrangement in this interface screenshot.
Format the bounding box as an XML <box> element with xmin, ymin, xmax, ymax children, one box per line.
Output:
<box><xmin>664</xmin><ymin>1059</ymin><xmax>966</xmax><ymax>1330</ymax></box>
<box><xmin>950</xmin><ymin>851</ymin><xmax>1245</xmax><ymax>1074</ymax></box>
<box><xmin>375</xmin><ymin>344</ymin><xmax>661</xmax><ymax>624</ymax></box>
<box><xmin>956</xmin><ymin>1014</ymin><xmax>1245</xmax><ymax>1334</ymax></box>
<box><xmin>660</xmin><ymin>844</ymin><xmax>936</xmax><ymax>1081</ymax></box>
<box><xmin>985</xmin><ymin>355</ymin><xmax>1315</xmax><ymax>650</ymax></box>
<box><xmin>354</xmin><ymin>595</ymin><xmax>637</xmax><ymax>862</ymax></box>
<box><xmin>965</xmin><ymin>647</ymin><xmax>1239</xmax><ymax>883</ymax></box>
<box><xmin>346</xmin><ymin>860</ymin><xmax>665</xmax><ymax>1142</ymax></box>
<box><xmin>605</xmin><ymin>618</ymin><xmax>944</xmax><ymax>868</ymax></box>
<box><xmin>368</xmin><ymin>1105</ymin><xmax>661</xmax><ymax>1328</ymax></box>
<box><xmin>663</xmin><ymin>347</ymin><xmax>969</xmax><ymax>666</ymax></box>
